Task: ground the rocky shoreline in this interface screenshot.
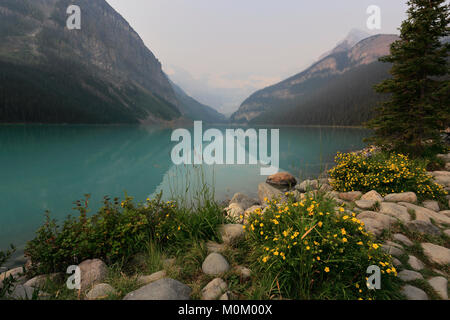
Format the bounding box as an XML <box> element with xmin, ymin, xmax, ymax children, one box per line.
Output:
<box><xmin>1</xmin><ymin>153</ymin><xmax>450</xmax><ymax>300</ymax></box>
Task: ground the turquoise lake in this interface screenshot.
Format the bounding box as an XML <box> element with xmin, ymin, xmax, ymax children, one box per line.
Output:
<box><xmin>0</xmin><ymin>124</ymin><xmax>370</xmax><ymax>264</ymax></box>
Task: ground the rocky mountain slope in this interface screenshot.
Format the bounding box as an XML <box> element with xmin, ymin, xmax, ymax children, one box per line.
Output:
<box><xmin>0</xmin><ymin>0</ymin><xmax>222</xmax><ymax>124</ymax></box>
<box><xmin>231</xmin><ymin>33</ymin><xmax>400</xmax><ymax>126</ymax></box>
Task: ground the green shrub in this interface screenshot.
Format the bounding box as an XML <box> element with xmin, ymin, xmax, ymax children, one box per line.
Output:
<box><xmin>25</xmin><ymin>192</ymin><xmax>225</xmax><ymax>274</ymax></box>
<box><xmin>328</xmin><ymin>150</ymin><xmax>447</xmax><ymax>201</ymax></box>
<box><xmin>25</xmin><ymin>195</ymin><xmax>153</xmax><ymax>274</ymax></box>
<box><xmin>244</xmin><ymin>193</ymin><xmax>401</xmax><ymax>300</ymax></box>
<box><xmin>0</xmin><ymin>245</ymin><xmax>17</xmax><ymax>298</ymax></box>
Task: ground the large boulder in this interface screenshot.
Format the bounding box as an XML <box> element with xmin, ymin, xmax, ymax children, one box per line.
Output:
<box><xmin>123</xmin><ymin>278</ymin><xmax>191</xmax><ymax>300</ymax></box>
<box><xmin>407</xmin><ymin>256</ymin><xmax>424</xmax><ymax>271</ymax></box>
<box><xmin>384</xmin><ymin>192</ymin><xmax>417</xmax><ymax>203</ymax></box>
<box><xmin>258</xmin><ymin>183</ymin><xmax>286</xmax><ymax>205</ymax></box>
<box><xmin>229</xmin><ymin>193</ymin><xmax>259</xmax><ymax>211</ymax></box>
<box><xmin>224</xmin><ymin>203</ymin><xmax>245</xmax><ymax>220</ymax></box>
<box><xmin>219</xmin><ymin>224</ymin><xmax>245</xmax><ymax>245</ymax></box>
<box><xmin>361</xmin><ymin>190</ymin><xmax>384</xmax><ymax>202</ymax></box>
<box><xmin>355</xmin><ymin>200</ymin><xmax>376</xmax><ymax>210</ymax></box>
<box><xmin>137</xmin><ymin>271</ymin><xmax>167</xmax><ymax>286</ymax></box>
<box><xmin>392</xmin><ymin>234</ymin><xmax>413</xmax><ymax>247</ymax></box>
<box><xmin>422</xmin><ymin>200</ymin><xmax>440</xmax><ymax>212</ymax></box>
<box><xmin>24</xmin><ymin>273</ymin><xmax>61</xmax><ymax>288</ymax></box>
<box><xmin>358</xmin><ymin>218</ymin><xmax>384</xmax><ymax>236</ymax></box>
<box><xmin>380</xmin><ymin>202</ymin><xmax>411</xmax><ymax>223</ymax></box>
<box><xmin>406</xmin><ymin>221</ymin><xmax>441</xmax><ymax>236</ymax></box>
<box><xmin>399</xmin><ymin>202</ymin><xmax>450</xmax><ymax>225</ymax></box>
<box><xmin>357</xmin><ymin>211</ymin><xmax>396</xmax><ymax>230</ymax></box>
<box><xmin>4</xmin><ymin>284</ymin><xmax>35</xmax><ymax>300</ymax></box>
<box><xmin>398</xmin><ymin>270</ymin><xmax>423</xmax><ymax>282</ymax></box>
<box><xmin>78</xmin><ymin>259</ymin><xmax>108</xmax><ymax>291</ymax></box>
<box><xmin>266</xmin><ymin>172</ymin><xmax>297</xmax><ymax>189</ymax></box>
<box><xmin>86</xmin><ymin>283</ymin><xmax>117</xmax><ymax>300</ymax></box>
<box><xmin>401</xmin><ymin>285</ymin><xmax>428</xmax><ymax>300</ymax></box>
<box><xmin>295</xmin><ymin>179</ymin><xmax>327</xmax><ymax>192</ymax></box>
<box><xmin>381</xmin><ymin>241</ymin><xmax>405</xmax><ymax>257</ymax></box>
<box><xmin>0</xmin><ymin>267</ymin><xmax>24</xmax><ymax>288</ymax></box>
<box><xmin>202</xmin><ymin>253</ymin><xmax>230</xmax><ymax>276</ymax></box>
<box><xmin>427</xmin><ymin>277</ymin><xmax>448</xmax><ymax>300</ymax></box>
<box><xmin>430</xmin><ymin>171</ymin><xmax>450</xmax><ymax>186</ymax></box>
<box><xmin>201</xmin><ymin>278</ymin><xmax>227</xmax><ymax>300</ymax></box>
<box><xmin>338</xmin><ymin>191</ymin><xmax>362</xmax><ymax>201</ymax></box>
<box><xmin>421</xmin><ymin>243</ymin><xmax>450</xmax><ymax>266</ymax></box>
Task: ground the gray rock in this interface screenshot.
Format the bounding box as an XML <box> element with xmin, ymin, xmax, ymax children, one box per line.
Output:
<box><xmin>401</xmin><ymin>285</ymin><xmax>428</xmax><ymax>300</ymax></box>
<box><xmin>384</xmin><ymin>192</ymin><xmax>417</xmax><ymax>203</ymax></box>
<box><xmin>137</xmin><ymin>270</ymin><xmax>167</xmax><ymax>286</ymax></box>
<box><xmin>427</xmin><ymin>277</ymin><xmax>448</xmax><ymax>300</ymax></box>
<box><xmin>229</xmin><ymin>193</ymin><xmax>259</xmax><ymax>211</ymax></box>
<box><xmin>421</xmin><ymin>243</ymin><xmax>450</xmax><ymax>266</ymax></box>
<box><xmin>407</xmin><ymin>256</ymin><xmax>425</xmax><ymax>271</ymax></box>
<box><xmin>357</xmin><ymin>211</ymin><xmax>396</xmax><ymax>229</ymax></box>
<box><xmin>296</xmin><ymin>179</ymin><xmax>320</xmax><ymax>192</ymax></box>
<box><xmin>444</xmin><ymin>229</ymin><xmax>450</xmax><ymax>237</ymax></box>
<box><xmin>380</xmin><ymin>202</ymin><xmax>411</xmax><ymax>222</ymax></box>
<box><xmin>5</xmin><ymin>284</ymin><xmax>35</xmax><ymax>300</ymax></box>
<box><xmin>361</xmin><ymin>190</ymin><xmax>384</xmax><ymax>202</ymax></box>
<box><xmin>406</xmin><ymin>220</ymin><xmax>442</xmax><ymax>236</ymax></box>
<box><xmin>225</xmin><ymin>203</ymin><xmax>245</xmax><ymax>220</ymax></box>
<box><xmin>398</xmin><ymin>202</ymin><xmax>431</xmax><ymax>223</ymax></box>
<box><xmin>219</xmin><ymin>292</ymin><xmax>229</xmax><ymax>300</ymax></box>
<box><xmin>123</xmin><ymin>278</ymin><xmax>191</xmax><ymax>300</ymax></box>
<box><xmin>0</xmin><ymin>267</ymin><xmax>23</xmax><ymax>285</ymax></box>
<box><xmin>432</xmin><ymin>172</ymin><xmax>450</xmax><ymax>187</ymax></box>
<box><xmin>437</xmin><ymin>153</ymin><xmax>450</xmax><ymax>162</ymax></box>
<box><xmin>400</xmin><ymin>202</ymin><xmax>450</xmax><ymax>225</ymax></box>
<box><xmin>86</xmin><ymin>283</ymin><xmax>117</xmax><ymax>300</ymax></box>
<box><xmin>201</xmin><ymin>278</ymin><xmax>227</xmax><ymax>300</ymax></box>
<box><xmin>398</xmin><ymin>270</ymin><xmax>424</xmax><ymax>282</ymax></box>
<box><xmin>258</xmin><ymin>183</ymin><xmax>286</xmax><ymax>205</ymax></box>
<box><xmin>234</xmin><ymin>266</ymin><xmax>251</xmax><ymax>281</ymax></box>
<box><xmin>440</xmin><ymin>210</ymin><xmax>450</xmax><ymax>218</ymax></box>
<box><xmin>359</xmin><ymin>218</ymin><xmax>385</xmax><ymax>236</ymax></box>
<box><xmin>79</xmin><ymin>259</ymin><xmax>108</xmax><ymax>291</ymax></box>
<box><xmin>206</xmin><ymin>241</ymin><xmax>226</xmax><ymax>253</ymax></box>
<box><xmin>422</xmin><ymin>200</ymin><xmax>440</xmax><ymax>212</ymax></box>
<box><xmin>392</xmin><ymin>258</ymin><xmax>402</xmax><ymax>267</ymax></box>
<box><xmin>355</xmin><ymin>199</ymin><xmax>376</xmax><ymax>210</ymax></box>
<box><xmin>202</xmin><ymin>253</ymin><xmax>230</xmax><ymax>276</ymax></box>
<box><xmin>24</xmin><ymin>273</ymin><xmax>61</xmax><ymax>288</ymax></box>
<box><xmin>393</xmin><ymin>234</ymin><xmax>414</xmax><ymax>247</ymax></box>
<box><xmin>338</xmin><ymin>191</ymin><xmax>362</xmax><ymax>201</ymax></box>
<box><xmin>220</xmin><ymin>224</ymin><xmax>245</xmax><ymax>245</ymax></box>
<box><xmin>382</xmin><ymin>243</ymin><xmax>405</xmax><ymax>257</ymax></box>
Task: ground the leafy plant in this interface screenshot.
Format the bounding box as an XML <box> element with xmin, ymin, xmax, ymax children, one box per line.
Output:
<box><xmin>244</xmin><ymin>192</ymin><xmax>401</xmax><ymax>300</ymax></box>
<box><xmin>0</xmin><ymin>244</ymin><xmax>17</xmax><ymax>299</ymax></box>
<box><xmin>328</xmin><ymin>150</ymin><xmax>447</xmax><ymax>201</ymax></box>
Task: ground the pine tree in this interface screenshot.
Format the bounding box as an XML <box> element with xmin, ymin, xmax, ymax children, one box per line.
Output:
<box><xmin>367</xmin><ymin>0</ymin><xmax>450</xmax><ymax>157</ymax></box>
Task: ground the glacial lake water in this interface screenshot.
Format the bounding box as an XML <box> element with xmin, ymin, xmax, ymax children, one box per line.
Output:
<box><xmin>0</xmin><ymin>124</ymin><xmax>370</xmax><ymax>264</ymax></box>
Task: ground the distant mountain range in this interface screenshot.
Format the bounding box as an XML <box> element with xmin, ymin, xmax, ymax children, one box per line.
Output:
<box><xmin>231</xmin><ymin>32</ymin><xmax>400</xmax><ymax>126</ymax></box>
<box><xmin>0</xmin><ymin>0</ymin><xmax>224</xmax><ymax>124</ymax></box>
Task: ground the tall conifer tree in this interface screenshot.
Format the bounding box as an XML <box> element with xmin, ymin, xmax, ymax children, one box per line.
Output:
<box><xmin>367</xmin><ymin>0</ymin><xmax>450</xmax><ymax>156</ymax></box>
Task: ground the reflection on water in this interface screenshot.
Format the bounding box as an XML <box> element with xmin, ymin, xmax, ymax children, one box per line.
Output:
<box><xmin>0</xmin><ymin>124</ymin><xmax>370</xmax><ymax>260</ymax></box>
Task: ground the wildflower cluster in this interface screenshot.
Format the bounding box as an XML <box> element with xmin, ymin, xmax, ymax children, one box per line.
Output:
<box><xmin>244</xmin><ymin>193</ymin><xmax>399</xmax><ymax>300</ymax></box>
<box><xmin>328</xmin><ymin>151</ymin><xmax>447</xmax><ymax>200</ymax></box>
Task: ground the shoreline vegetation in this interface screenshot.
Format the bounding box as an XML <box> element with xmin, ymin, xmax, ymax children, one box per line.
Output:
<box><xmin>1</xmin><ymin>148</ymin><xmax>449</xmax><ymax>300</ymax></box>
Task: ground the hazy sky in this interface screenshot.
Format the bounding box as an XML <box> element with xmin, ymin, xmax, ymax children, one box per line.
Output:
<box><xmin>105</xmin><ymin>0</ymin><xmax>408</xmax><ymax>112</ymax></box>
